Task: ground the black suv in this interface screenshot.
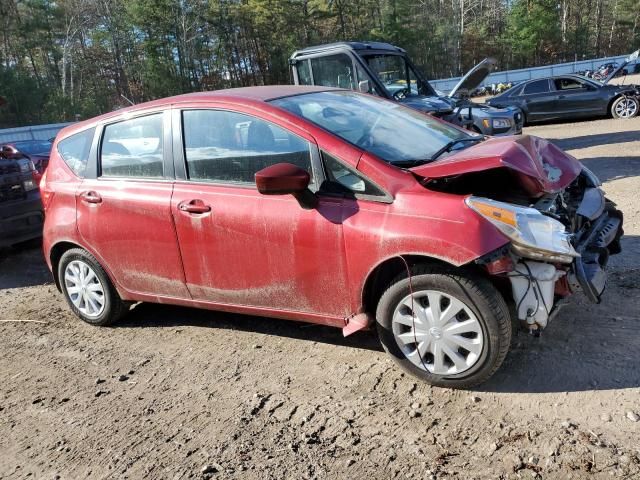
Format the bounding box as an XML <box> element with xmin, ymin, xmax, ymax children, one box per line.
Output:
<box><xmin>0</xmin><ymin>146</ymin><xmax>43</xmax><ymax>247</ymax></box>
<box><xmin>290</xmin><ymin>41</ymin><xmax>524</xmax><ymax>136</ymax></box>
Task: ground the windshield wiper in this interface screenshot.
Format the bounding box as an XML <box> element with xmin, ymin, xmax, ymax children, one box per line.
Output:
<box><xmin>429</xmin><ymin>136</ymin><xmax>484</xmax><ymax>161</ymax></box>
<box><xmin>390</xmin><ymin>158</ymin><xmax>432</xmax><ymax>167</ymax></box>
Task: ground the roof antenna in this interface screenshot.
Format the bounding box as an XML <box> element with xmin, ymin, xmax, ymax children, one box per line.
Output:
<box><xmin>120</xmin><ymin>94</ymin><xmax>135</xmax><ymax>106</ymax></box>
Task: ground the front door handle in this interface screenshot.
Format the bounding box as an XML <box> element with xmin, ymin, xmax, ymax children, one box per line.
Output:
<box><xmin>80</xmin><ymin>191</ymin><xmax>102</xmax><ymax>204</ymax></box>
<box><xmin>178</xmin><ymin>199</ymin><xmax>211</xmax><ymax>214</ymax></box>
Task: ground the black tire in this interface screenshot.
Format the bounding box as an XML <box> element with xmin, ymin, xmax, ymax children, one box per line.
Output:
<box><xmin>375</xmin><ymin>264</ymin><xmax>511</xmax><ymax>389</ymax></box>
<box><xmin>58</xmin><ymin>248</ymin><xmax>128</xmax><ymax>326</ymax></box>
<box><xmin>610</xmin><ymin>96</ymin><xmax>639</xmax><ymax>119</ymax></box>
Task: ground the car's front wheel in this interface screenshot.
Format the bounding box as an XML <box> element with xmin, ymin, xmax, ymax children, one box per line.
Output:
<box><xmin>376</xmin><ymin>265</ymin><xmax>511</xmax><ymax>389</ymax></box>
<box><xmin>611</xmin><ymin>96</ymin><xmax>639</xmax><ymax>119</ymax></box>
<box><xmin>58</xmin><ymin>248</ymin><xmax>128</xmax><ymax>326</ymax></box>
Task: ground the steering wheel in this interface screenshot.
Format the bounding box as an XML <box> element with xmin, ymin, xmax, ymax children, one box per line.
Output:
<box><xmin>392</xmin><ymin>87</ymin><xmax>411</xmax><ymax>100</ymax></box>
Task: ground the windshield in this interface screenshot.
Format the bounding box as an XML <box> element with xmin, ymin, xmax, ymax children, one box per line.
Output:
<box><xmin>11</xmin><ymin>140</ymin><xmax>52</xmax><ymax>155</ymax></box>
<box><xmin>271</xmin><ymin>91</ymin><xmax>476</xmax><ymax>164</ymax></box>
<box><xmin>363</xmin><ymin>54</ymin><xmax>434</xmax><ymax>97</ymax></box>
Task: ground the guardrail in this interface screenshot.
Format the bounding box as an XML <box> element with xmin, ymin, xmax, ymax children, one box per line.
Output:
<box><xmin>431</xmin><ymin>54</ymin><xmax>631</xmax><ymax>93</ymax></box>
<box><xmin>0</xmin><ymin>122</ymin><xmax>74</xmax><ymax>143</ymax></box>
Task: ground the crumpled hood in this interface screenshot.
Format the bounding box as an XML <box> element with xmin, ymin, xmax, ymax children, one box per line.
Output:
<box><xmin>603</xmin><ymin>49</ymin><xmax>639</xmax><ymax>84</ymax></box>
<box><xmin>410</xmin><ymin>135</ymin><xmax>582</xmax><ymax>195</ymax></box>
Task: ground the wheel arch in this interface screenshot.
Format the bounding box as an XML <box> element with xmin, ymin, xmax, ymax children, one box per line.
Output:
<box><xmin>50</xmin><ymin>241</ymin><xmax>84</xmax><ymax>291</ymax></box>
<box><xmin>361</xmin><ymin>254</ymin><xmax>456</xmax><ymax>316</ymax></box>
<box><xmin>607</xmin><ymin>93</ymin><xmax>637</xmax><ymax>117</ymax></box>
<box><xmin>49</xmin><ymin>241</ymin><xmax>122</xmax><ymax>297</ymax></box>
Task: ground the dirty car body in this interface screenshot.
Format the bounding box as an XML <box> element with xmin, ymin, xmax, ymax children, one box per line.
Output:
<box><xmin>42</xmin><ymin>86</ymin><xmax>622</xmax><ymax>388</ymax></box>
<box><xmin>289</xmin><ymin>41</ymin><xmax>523</xmax><ymax>136</ymax></box>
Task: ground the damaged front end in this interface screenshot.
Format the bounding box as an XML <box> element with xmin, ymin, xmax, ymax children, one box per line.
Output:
<box><xmin>414</xmin><ymin>136</ymin><xmax>624</xmax><ymax>333</ymax></box>
<box><xmin>468</xmin><ymin>174</ymin><xmax>623</xmax><ymax>333</ymax></box>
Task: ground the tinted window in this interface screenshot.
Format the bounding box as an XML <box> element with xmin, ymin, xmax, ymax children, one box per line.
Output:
<box><xmin>182</xmin><ymin>110</ymin><xmax>313</xmax><ymax>185</ymax></box>
<box><xmin>101</xmin><ymin>114</ymin><xmax>164</xmax><ymax>178</ymax></box>
<box><xmin>523</xmin><ymin>80</ymin><xmax>550</xmax><ymax>95</ymax></box>
<box><xmin>272</xmin><ymin>91</ymin><xmax>473</xmax><ymax>164</ymax></box>
<box><xmin>506</xmin><ymin>84</ymin><xmax>524</xmax><ymax>97</ymax></box>
<box><xmin>57</xmin><ymin>128</ymin><xmax>95</xmax><ymax>177</ymax></box>
<box><xmin>310</xmin><ymin>54</ymin><xmax>355</xmax><ymax>89</ymax></box>
<box><xmin>296</xmin><ymin>60</ymin><xmax>312</xmax><ymax>85</ymax></box>
<box><xmin>321</xmin><ymin>152</ymin><xmax>386</xmax><ymax>198</ymax></box>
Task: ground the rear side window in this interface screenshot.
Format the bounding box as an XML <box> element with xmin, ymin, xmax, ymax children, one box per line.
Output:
<box><xmin>182</xmin><ymin>110</ymin><xmax>313</xmax><ymax>185</ymax></box>
<box><xmin>57</xmin><ymin>128</ymin><xmax>95</xmax><ymax>177</ymax></box>
<box><xmin>100</xmin><ymin>114</ymin><xmax>164</xmax><ymax>178</ymax></box>
<box><xmin>523</xmin><ymin>80</ymin><xmax>550</xmax><ymax>95</ymax></box>
<box><xmin>310</xmin><ymin>54</ymin><xmax>355</xmax><ymax>89</ymax></box>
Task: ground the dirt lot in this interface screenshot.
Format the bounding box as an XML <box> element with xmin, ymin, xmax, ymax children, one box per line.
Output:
<box><xmin>1</xmin><ymin>117</ymin><xmax>640</xmax><ymax>480</ymax></box>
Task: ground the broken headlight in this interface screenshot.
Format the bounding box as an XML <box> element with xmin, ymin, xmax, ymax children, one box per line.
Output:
<box><xmin>466</xmin><ymin>196</ymin><xmax>580</xmax><ymax>264</ymax></box>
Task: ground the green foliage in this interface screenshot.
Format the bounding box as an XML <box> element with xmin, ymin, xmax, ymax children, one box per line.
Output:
<box><xmin>0</xmin><ymin>0</ymin><xmax>638</xmax><ymax>126</ymax></box>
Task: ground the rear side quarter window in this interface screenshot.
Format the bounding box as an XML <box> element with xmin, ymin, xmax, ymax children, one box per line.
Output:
<box><xmin>57</xmin><ymin>127</ymin><xmax>96</xmax><ymax>177</ymax></box>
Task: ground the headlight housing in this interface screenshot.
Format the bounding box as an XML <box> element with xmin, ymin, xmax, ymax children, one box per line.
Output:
<box><xmin>17</xmin><ymin>158</ymin><xmax>35</xmax><ymax>173</ymax></box>
<box><xmin>492</xmin><ymin>118</ymin><xmax>512</xmax><ymax>129</ymax></box>
<box><xmin>466</xmin><ymin>196</ymin><xmax>579</xmax><ymax>263</ymax></box>
<box><xmin>23</xmin><ymin>179</ymin><xmax>38</xmax><ymax>191</ymax></box>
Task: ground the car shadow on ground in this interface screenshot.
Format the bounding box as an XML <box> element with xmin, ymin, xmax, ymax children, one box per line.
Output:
<box><xmin>0</xmin><ymin>241</ymin><xmax>52</xmax><ymax>289</ymax></box>
<box><xmin>550</xmin><ymin>129</ymin><xmax>640</xmax><ymax>151</ymax></box>
<box><xmin>117</xmin><ymin>302</ymin><xmax>384</xmax><ymax>352</ymax></box>
<box><xmin>580</xmin><ymin>156</ymin><xmax>640</xmax><ymax>183</ymax></box>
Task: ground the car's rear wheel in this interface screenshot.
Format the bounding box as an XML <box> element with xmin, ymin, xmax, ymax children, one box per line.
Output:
<box><xmin>611</xmin><ymin>96</ymin><xmax>639</xmax><ymax>119</ymax></box>
<box><xmin>376</xmin><ymin>265</ymin><xmax>511</xmax><ymax>389</ymax></box>
<box><xmin>58</xmin><ymin>248</ymin><xmax>128</xmax><ymax>326</ymax></box>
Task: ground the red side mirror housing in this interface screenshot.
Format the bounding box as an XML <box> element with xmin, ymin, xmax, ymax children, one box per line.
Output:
<box><xmin>255</xmin><ymin>163</ymin><xmax>310</xmax><ymax>195</ymax></box>
<box><xmin>255</xmin><ymin>163</ymin><xmax>316</xmax><ymax>209</ymax></box>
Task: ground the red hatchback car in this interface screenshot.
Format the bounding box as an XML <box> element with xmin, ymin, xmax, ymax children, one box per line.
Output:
<box><xmin>42</xmin><ymin>86</ymin><xmax>623</xmax><ymax>388</ymax></box>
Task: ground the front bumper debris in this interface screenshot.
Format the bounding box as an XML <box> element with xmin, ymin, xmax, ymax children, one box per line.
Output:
<box><xmin>570</xmin><ymin>204</ymin><xmax>623</xmax><ymax>303</ymax></box>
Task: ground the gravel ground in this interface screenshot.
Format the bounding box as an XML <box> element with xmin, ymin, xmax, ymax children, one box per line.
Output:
<box><xmin>1</xmin><ymin>117</ymin><xmax>640</xmax><ymax>480</ymax></box>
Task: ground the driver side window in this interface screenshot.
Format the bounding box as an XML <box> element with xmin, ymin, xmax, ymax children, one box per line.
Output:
<box><xmin>554</xmin><ymin>78</ymin><xmax>585</xmax><ymax>90</ymax></box>
<box><xmin>310</xmin><ymin>54</ymin><xmax>356</xmax><ymax>89</ymax></box>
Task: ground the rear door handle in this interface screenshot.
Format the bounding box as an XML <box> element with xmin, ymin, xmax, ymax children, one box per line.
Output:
<box><xmin>178</xmin><ymin>199</ymin><xmax>211</xmax><ymax>214</ymax></box>
<box><xmin>80</xmin><ymin>191</ymin><xmax>102</xmax><ymax>204</ymax></box>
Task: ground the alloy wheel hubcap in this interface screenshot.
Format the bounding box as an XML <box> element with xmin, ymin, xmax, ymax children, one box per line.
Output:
<box><xmin>392</xmin><ymin>290</ymin><xmax>484</xmax><ymax>375</ymax></box>
<box><xmin>64</xmin><ymin>260</ymin><xmax>105</xmax><ymax>318</ymax></box>
<box><xmin>616</xmin><ymin>99</ymin><xmax>637</xmax><ymax>118</ymax></box>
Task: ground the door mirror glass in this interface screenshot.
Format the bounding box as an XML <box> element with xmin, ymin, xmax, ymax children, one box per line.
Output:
<box><xmin>358</xmin><ymin>80</ymin><xmax>370</xmax><ymax>94</ymax></box>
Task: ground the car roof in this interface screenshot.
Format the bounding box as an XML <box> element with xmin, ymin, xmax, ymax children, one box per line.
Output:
<box><xmin>292</xmin><ymin>41</ymin><xmax>405</xmax><ymax>57</ymax></box>
<box><xmin>57</xmin><ymin>85</ymin><xmax>342</xmax><ymax>139</ymax></box>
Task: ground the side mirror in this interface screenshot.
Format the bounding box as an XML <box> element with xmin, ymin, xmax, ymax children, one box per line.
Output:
<box><xmin>358</xmin><ymin>80</ymin><xmax>370</xmax><ymax>93</ymax></box>
<box><xmin>255</xmin><ymin>163</ymin><xmax>317</xmax><ymax>209</ymax></box>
